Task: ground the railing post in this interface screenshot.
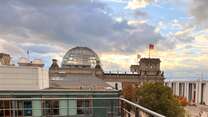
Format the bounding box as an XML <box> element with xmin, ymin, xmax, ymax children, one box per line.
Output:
<box><xmin>121</xmin><ymin>99</ymin><xmax>125</xmax><ymax>117</ymax></box>
<box><xmin>135</xmin><ymin>107</ymin><xmax>139</xmax><ymax>117</ymax></box>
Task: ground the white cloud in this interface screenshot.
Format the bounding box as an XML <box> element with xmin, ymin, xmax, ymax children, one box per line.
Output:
<box><xmin>189</xmin><ymin>0</ymin><xmax>208</xmax><ymax>27</ymax></box>
<box><xmin>127</xmin><ymin>0</ymin><xmax>154</xmax><ymax>9</ymax></box>
<box><xmin>127</xmin><ymin>19</ymin><xmax>147</xmax><ymax>26</ymax></box>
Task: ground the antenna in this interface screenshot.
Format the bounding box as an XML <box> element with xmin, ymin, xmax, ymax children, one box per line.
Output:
<box><xmin>27</xmin><ymin>50</ymin><xmax>30</xmax><ymax>61</ymax></box>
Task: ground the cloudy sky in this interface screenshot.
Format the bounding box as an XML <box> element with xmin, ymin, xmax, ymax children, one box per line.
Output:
<box><xmin>0</xmin><ymin>0</ymin><xmax>208</xmax><ymax>79</ymax></box>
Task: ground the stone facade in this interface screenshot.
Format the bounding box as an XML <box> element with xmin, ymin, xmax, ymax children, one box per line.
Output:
<box><xmin>49</xmin><ymin>47</ymin><xmax>165</xmax><ymax>90</ymax></box>
<box><xmin>0</xmin><ymin>53</ymin><xmax>11</xmax><ymax>65</ymax></box>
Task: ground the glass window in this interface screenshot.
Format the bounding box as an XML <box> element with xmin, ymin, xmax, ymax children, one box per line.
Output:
<box><xmin>16</xmin><ymin>101</ymin><xmax>24</xmax><ymax>116</ymax></box>
<box><xmin>0</xmin><ymin>101</ymin><xmax>3</xmax><ymax>116</ymax></box>
<box><xmin>0</xmin><ymin>100</ymin><xmax>12</xmax><ymax>117</ymax></box>
<box><xmin>14</xmin><ymin>100</ymin><xmax>32</xmax><ymax>117</ymax></box>
<box><xmin>24</xmin><ymin>101</ymin><xmax>32</xmax><ymax>116</ymax></box>
<box><xmin>43</xmin><ymin>100</ymin><xmax>59</xmax><ymax>116</ymax></box>
<box><xmin>77</xmin><ymin>99</ymin><xmax>92</xmax><ymax>115</ymax></box>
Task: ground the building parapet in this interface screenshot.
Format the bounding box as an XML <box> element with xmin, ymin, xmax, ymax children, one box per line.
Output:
<box><xmin>0</xmin><ymin>65</ymin><xmax>49</xmax><ymax>90</ymax></box>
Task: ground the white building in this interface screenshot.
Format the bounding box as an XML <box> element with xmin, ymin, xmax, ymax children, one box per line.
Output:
<box><xmin>165</xmin><ymin>80</ymin><xmax>208</xmax><ymax>105</ymax></box>
<box><xmin>0</xmin><ymin>65</ymin><xmax>49</xmax><ymax>90</ymax></box>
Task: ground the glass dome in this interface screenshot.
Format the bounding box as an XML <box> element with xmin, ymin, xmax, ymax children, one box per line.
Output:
<box><xmin>62</xmin><ymin>47</ymin><xmax>100</xmax><ymax>68</ymax></box>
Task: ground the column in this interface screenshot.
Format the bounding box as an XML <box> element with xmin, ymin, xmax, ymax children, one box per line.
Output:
<box><xmin>68</xmin><ymin>100</ymin><xmax>77</xmax><ymax>115</ymax></box>
<box><xmin>205</xmin><ymin>83</ymin><xmax>208</xmax><ymax>105</ymax></box>
<box><xmin>197</xmin><ymin>82</ymin><xmax>202</xmax><ymax>104</ymax></box>
<box><xmin>185</xmin><ymin>82</ymin><xmax>189</xmax><ymax>101</ymax></box>
<box><xmin>168</xmin><ymin>82</ymin><xmax>172</xmax><ymax>88</ymax></box>
<box><xmin>32</xmin><ymin>100</ymin><xmax>42</xmax><ymax>117</ymax></box>
<box><xmin>59</xmin><ymin>100</ymin><xmax>67</xmax><ymax>116</ymax></box>
<box><xmin>176</xmin><ymin>82</ymin><xmax>179</xmax><ymax>96</ymax></box>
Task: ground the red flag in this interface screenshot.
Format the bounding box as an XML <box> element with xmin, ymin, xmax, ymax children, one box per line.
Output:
<box><xmin>149</xmin><ymin>44</ymin><xmax>154</xmax><ymax>50</ymax></box>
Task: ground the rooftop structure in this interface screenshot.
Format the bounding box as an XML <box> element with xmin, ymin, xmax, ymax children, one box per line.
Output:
<box><xmin>0</xmin><ymin>65</ymin><xmax>49</xmax><ymax>90</ymax></box>
<box><xmin>0</xmin><ymin>53</ymin><xmax>11</xmax><ymax>65</ymax></box>
<box><xmin>50</xmin><ymin>74</ymin><xmax>112</xmax><ymax>91</ymax></box>
<box><xmin>62</xmin><ymin>47</ymin><xmax>100</xmax><ymax>68</ymax></box>
<box><xmin>18</xmin><ymin>57</ymin><xmax>44</xmax><ymax>67</ymax></box>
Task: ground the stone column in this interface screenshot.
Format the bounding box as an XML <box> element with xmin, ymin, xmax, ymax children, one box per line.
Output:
<box><xmin>205</xmin><ymin>82</ymin><xmax>208</xmax><ymax>105</ymax></box>
<box><xmin>185</xmin><ymin>82</ymin><xmax>189</xmax><ymax>101</ymax></box>
<box><xmin>32</xmin><ymin>100</ymin><xmax>42</xmax><ymax>117</ymax></box>
<box><xmin>176</xmin><ymin>82</ymin><xmax>179</xmax><ymax>96</ymax></box>
<box><xmin>68</xmin><ymin>100</ymin><xmax>77</xmax><ymax>115</ymax></box>
<box><xmin>59</xmin><ymin>99</ymin><xmax>68</xmax><ymax>116</ymax></box>
<box><xmin>197</xmin><ymin>82</ymin><xmax>202</xmax><ymax>104</ymax></box>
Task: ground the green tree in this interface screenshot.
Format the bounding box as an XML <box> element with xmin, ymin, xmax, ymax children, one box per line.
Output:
<box><xmin>136</xmin><ymin>83</ymin><xmax>185</xmax><ymax>117</ymax></box>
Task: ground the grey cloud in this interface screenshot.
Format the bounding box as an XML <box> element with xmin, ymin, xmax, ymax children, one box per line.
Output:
<box><xmin>19</xmin><ymin>44</ymin><xmax>63</xmax><ymax>54</ymax></box>
<box><xmin>190</xmin><ymin>0</ymin><xmax>208</xmax><ymax>27</ymax></box>
<box><xmin>0</xmin><ymin>0</ymin><xmax>167</xmax><ymax>57</ymax></box>
<box><xmin>134</xmin><ymin>10</ymin><xmax>148</xmax><ymax>18</ymax></box>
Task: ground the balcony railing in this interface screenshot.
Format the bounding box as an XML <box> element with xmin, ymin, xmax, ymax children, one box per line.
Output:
<box><xmin>0</xmin><ymin>97</ymin><xmax>165</xmax><ymax>117</ymax></box>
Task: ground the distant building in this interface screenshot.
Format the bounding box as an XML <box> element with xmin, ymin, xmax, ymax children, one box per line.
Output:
<box><xmin>165</xmin><ymin>80</ymin><xmax>208</xmax><ymax>105</ymax></box>
<box><xmin>49</xmin><ymin>47</ymin><xmax>165</xmax><ymax>90</ymax></box>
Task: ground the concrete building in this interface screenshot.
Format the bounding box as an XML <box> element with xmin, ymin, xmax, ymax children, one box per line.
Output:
<box><xmin>165</xmin><ymin>80</ymin><xmax>208</xmax><ymax>105</ymax></box>
<box><xmin>0</xmin><ymin>66</ymin><xmax>49</xmax><ymax>90</ymax></box>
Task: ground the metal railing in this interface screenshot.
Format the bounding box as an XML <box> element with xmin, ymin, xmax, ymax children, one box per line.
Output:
<box><xmin>0</xmin><ymin>97</ymin><xmax>165</xmax><ymax>117</ymax></box>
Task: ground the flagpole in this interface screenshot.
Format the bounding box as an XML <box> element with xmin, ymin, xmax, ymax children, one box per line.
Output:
<box><xmin>148</xmin><ymin>44</ymin><xmax>154</xmax><ymax>59</ymax></box>
<box><xmin>27</xmin><ymin>50</ymin><xmax>30</xmax><ymax>60</ymax></box>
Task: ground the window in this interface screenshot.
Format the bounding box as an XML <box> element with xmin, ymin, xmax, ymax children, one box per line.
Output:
<box><xmin>0</xmin><ymin>100</ymin><xmax>32</xmax><ymax>117</ymax></box>
<box><xmin>0</xmin><ymin>101</ymin><xmax>4</xmax><ymax>116</ymax></box>
<box><xmin>0</xmin><ymin>100</ymin><xmax>12</xmax><ymax>117</ymax></box>
<box><xmin>24</xmin><ymin>101</ymin><xmax>32</xmax><ymax>116</ymax></box>
<box><xmin>77</xmin><ymin>99</ymin><xmax>92</xmax><ymax>115</ymax></box>
<box><xmin>15</xmin><ymin>100</ymin><xmax>32</xmax><ymax>117</ymax></box>
<box><xmin>43</xmin><ymin>100</ymin><xmax>59</xmax><ymax>116</ymax></box>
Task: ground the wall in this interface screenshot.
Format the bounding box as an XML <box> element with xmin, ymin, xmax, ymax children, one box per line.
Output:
<box><xmin>0</xmin><ymin>66</ymin><xmax>49</xmax><ymax>90</ymax></box>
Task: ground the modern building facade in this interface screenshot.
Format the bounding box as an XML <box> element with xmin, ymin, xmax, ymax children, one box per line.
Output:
<box><xmin>165</xmin><ymin>80</ymin><xmax>208</xmax><ymax>105</ymax></box>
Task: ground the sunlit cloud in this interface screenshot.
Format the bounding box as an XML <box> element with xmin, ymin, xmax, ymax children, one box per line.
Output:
<box><xmin>127</xmin><ymin>0</ymin><xmax>153</xmax><ymax>9</ymax></box>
